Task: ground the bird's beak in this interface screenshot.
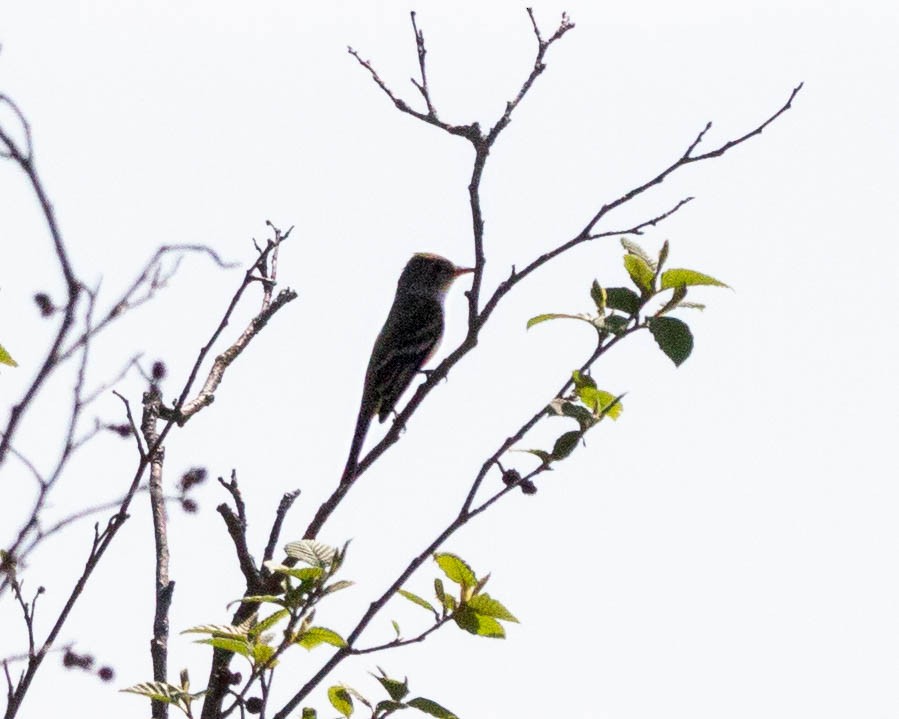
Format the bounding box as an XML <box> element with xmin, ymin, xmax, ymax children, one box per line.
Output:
<box><xmin>453</xmin><ymin>265</ymin><xmax>475</xmax><ymax>277</ymax></box>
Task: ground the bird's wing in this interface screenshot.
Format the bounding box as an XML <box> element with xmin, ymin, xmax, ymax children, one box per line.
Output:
<box><xmin>365</xmin><ymin>294</ymin><xmax>445</xmax><ymax>423</ymax></box>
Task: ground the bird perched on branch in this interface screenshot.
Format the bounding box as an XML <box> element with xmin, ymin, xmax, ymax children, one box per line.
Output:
<box><xmin>341</xmin><ymin>253</ymin><xmax>474</xmax><ymax>483</ymax></box>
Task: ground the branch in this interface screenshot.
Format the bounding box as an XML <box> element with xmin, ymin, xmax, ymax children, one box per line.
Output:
<box><xmin>274</xmin><ymin>323</ymin><xmax>639</xmax><ymax>718</ymax></box>
<box><xmin>350</xmin><ymin>616</ymin><xmax>451</xmax><ymax>656</ymax></box>
<box><xmin>306</xmin><ymin>10</ymin><xmax>575</xmax><ymax>541</ymax></box>
<box><xmin>0</xmin><ymin>94</ymin><xmax>81</xmax><ymax>467</ymax></box>
<box><xmin>172</xmin><ymin>227</ymin><xmax>297</xmax><ymax>423</ymax></box>
<box><xmin>58</xmin><ymin>245</ymin><xmax>236</xmax><ymax>364</ymax></box>
<box><xmin>217</xmin><ymin>472</ymin><xmax>262</xmax><ymax>589</ymax></box>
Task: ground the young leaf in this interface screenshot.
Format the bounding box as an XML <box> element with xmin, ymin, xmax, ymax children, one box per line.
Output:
<box><xmin>526</xmin><ymin>313</ymin><xmax>592</xmax><ymax>329</ymax></box>
<box><xmin>598</xmin><ymin>393</ymin><xmax>627</xmax><ymax>420</ymax></box>
<box><xmin>453</xmin><ymin>606</ymin><xmax>506</xmax><ymax>638</ymax></box>
<box><xmin>283</xmin><ymin>540</ymin><xmax>337</xmax><ymax>567</ymax></box>
<box><xmin>239</xmin><ymin>594</ymin><xmax>287</xmax><ymax>606</ymax></box>
<box><xmin>466</xmin><ymin>593</ymin><xmax>519</xmax><ymax>622</ymax></box>
<box><xmin>656</xmin><ymin>283</ymin><xmax>688</xmax><ymax>317</ymax></box>
<box><xmin>302</xmin><ymin>708</ymin><xmax>318</xmax><ymax>719</ymax></box>
<box><xmin>551</xmin><ymin>431</ymin><xmax>581</xmax><ymax>460</ymax></box>
<box><xmin>0</xmin><ymin>344</ymin><xmax>17</xmax><ymax>367</ymax></box>
<box><xmin>251</xmin><ymin>643</ymin><xmax>277</xmax><ymax>668</ymax></box>
<box><xmin>323</xmin><ymin>580</ymin><xmax>355</xmax><ymax>595</ymax></box>
<box><xmin>559</xmin><ymin>401</ymin><xmax>596</xmax><ymax>430</ymax></box>
<box><xmin>182</xmin><ymin>624</ymin><xmax>248</xmax><ymax>638</ymax></box>
<box><xmin>251</xmin><ymin>609</ymin><xmax>290</xmax><ymax>637</ymax></box>
<box><xmin>195</xmin><ymin>637</ymin><xmax>251</xmax><ymax>657</ymax></box>
<box><xmin>376</xmin><ymin>699</ymin><xmax>408</xmax><ymax>714</ymax></box>
<box><xmin>392</xmin><ymin>620</ymin><xmax>401</xmax><ymax>638</ymax></box>
<box><xmin>624</xmin><ymin>254</ymin><xmax>655</xmax><ymax>295</ymax></box>
<box><xmin>296</xmin><ymin>626</ymin><xmax>348</xmax><ymax>650</ymax></box>
<box><xmin>660</xmin><ymin>268</ymin><xmax>729</xmax><ymax>290</ymax></box>
<box><xmin>590</xmin><ymin>280</ymin><xmax>606</xmax><ymax>312</ymax></box>
<box><xmin>604</xmin><ymin>314</ymin><xmax>630</xmax><ymax>334</ymax></box>
<box><xmin>434</xmin><ymin>578</ymin><xmax>445</xmax><ymax>604</ymax></box>
<box><xmin>571</xmin><ymin>370</ymin><xmax>596</xmax><ymax>390</ymax></box>
<box><xmin>263</xmin><ymin>563</ymin><xmax>324</xmax><ymax>582</ymax></box>
<box><xmin>433</xmin><ymin>553</ymin><xmax>477</xmax><ymax>589</ymax></box>
<box><xmin>121</xmin><ymin>681</ymin><xmax>187</xmax><ymax>705</ymax></box>
<box><xmin>605</xmin><ymin>287</ymin><xmax>641</xmax><ymax>315</ymax></box>
<box><xmin>407</xmin><ymin>696</ymin><xmax>459</xmax><ymax>719</ymax></box>
<box><xmin>398</xmin><ymin>589</ymin><xmax>437</xmax><ymax>614</ymax></box>
<box><xmin>621</xmin><ymin>237</ymin><xmax>657</xmax><ymax>271</ymax></box>
<box><xmin>328</xmin><ymin>686</ymin><xmax>354</xmax><ymax>718</ymax></box>
<box><xmin>658</xmin><ymin>239</ymin><xmax>670</xmax><ymax>270</ymax></box>
<box><xmin>648</xmin><ymin>317</ymin><xmax>694</xmax><ymax>367</ymax></box>
<box><xmin>577</xmin><ymin>387</ymin><xmax>623</xmax><ymax>420</ymax></box>
<box><xmin>373</xmin><ymin>674</ymin><xmax>409</xmax><ymax>702</ymax></box>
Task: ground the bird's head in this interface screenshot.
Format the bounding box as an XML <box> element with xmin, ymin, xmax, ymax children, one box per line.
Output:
<box><xmin>398</xmin><ymin>253</ymin><xmax>474</xmax><ymax>298</ymax></box>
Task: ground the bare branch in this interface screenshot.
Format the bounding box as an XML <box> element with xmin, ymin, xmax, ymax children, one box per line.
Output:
<box><xmin>58</xmin><ymin>245</ymin><xmax>236</xmax><ymax>364</ymax></box>
<box><xmin>262</xmin><ymin>490</ymin><xmax>302</xmax><ymax>565</ymax></box>
<box><xmin>141</xmin><ymin>388</ymin><xmax>173</xmax><ymax>718</ymax></box>
<box><xmin>349</xmin><ymin>616</ymin><xmax>451</xmax><ymax>656</ymax></box>
<box><xmin>171</xmin><ymin>228</ymin><xmax>297</xmax><ymax>424</ymax></box>
<box><xmin>0</xmin><ymin>95</ymin><xmax>81</xmax><ymax>467</ymax></box>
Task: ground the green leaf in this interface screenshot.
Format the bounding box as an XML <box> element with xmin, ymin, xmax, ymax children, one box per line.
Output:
<box><xmin>251</xmin><ymin>609</ymin><xmax>289</xmax><ymax>636</ymax></box>
<box><xmin>391</xmin><ymin>620</ymin><xmax>400</xmax><ymax>637</ymax></box>
<box><xmin>434</xmin><ymin>578</ymin><xmax>445</xmax><ymax>604</ymax></box>
<box><xmin>656</xmin><ymin>283</ymin><xmax>688</xmax><ymax>316</ymax></box>
<box><xmin>551</xmin><ymin>431</ymin><xmax>581</xmax><ymax>460</ymax></box>
<box><xmin>373</xmin><ymin>674</ymin><xmax>409</xmax><ymax>702</ymax></box>
<box><xmin>648</xmin><ymin>317</ymin><xmax>694</xmax><ymax>367</ymax></box>
<box><xmin>302</xmin><ymin>708</ymin><xmax>318</xmax><ymax>719</ymax></box>
<box><xmin>621</xmin><ymin>237</ymin><xmax>657</xmax><ymax>270</ymax></box>
<box><xmin>239</xmin><ymin>594</ymin><xmax>287</xmax><ymax>606</ymax></box>
<box><xmin>263</xmin><ymin>563</ymin><xmax>324</xmax><ymax>582</ymax></box>
<box><xmin>605</xmin><ymin>287</ymin><xmax>641</xmax><ymax>314</ymax></box>
<box><xmin>0</xmin><ymin>344</ymin><xmax>17</xmax><ymax>367</ymax></box>
<box><xmin>590</xmin><ymin>280</ymin><xmax>606</xmax><ymax>312</ymax></box>
<box><xmin>398</xmin><ymin>589</ymin><xmax>437</xmax><ymax>614</ymax></box>
<box><xmin>196</xmin><ymin>637</ymin><xmax>251</xmax><ymax>657</ymax></box>
<box><xmin>453</xmin><ymin>605</ymin><xmax>506</xmax><ymax>638</ymax></box>
<box><xmin>571</xmin><ymin>370</ymin><xmax>596</xmax><ymax>390</ymax></box>
<box><xmin>660</xmin><ymin>268</ymin><xmax>729</xmax><ymax>290</ymax></box>
<box><xmin>623</xmin><ymin>254</ymin><xmax>655</xmax><ymax>295</ymax></box>
<box><xmin>578</xmin><ymin>388</ymin><xmax>623</xmax><ymax>420</ymax></box>
<box><xmin>658</xmin><ymin>239</ymin><xmax>670</xmax><ymax>269</ymax></box>
<box><xmin>283</xmin><ymin>540</ymin><xmax>337</xmax><ymax>567</ymax></box>
<box><xmin>466</xmin><ymin>593</ymin><xmax>519</xmax><ymax>622</ymax></box>
<box><xmin>526</xmin><ymin>312</ymin><xmax>591</xmax><ymax>329</ymax></box>
<box><xmin>328</xmin><ymin>685</ymin><xmax>354</xmax><ymax>718</ymax></box>
<box><xmin>408</xmin><ymin>697</ymin><xmax>459</xmax><ymax>719</ymax></box>
<box><xmin>323</xmin><ymin>580</ymin><xmax>354</xmax><ymax>595</ymax></box>
<box><xmin>434</xmin><ymin>553</ymin><xmax>477</xmax><ymax>588</ymax></box>
<box><xmin>251</xmin><ymin>642</ymin><xmax>277</xmax><ymax>668</ymax></box>
<box><xmin>376</xmin><ymin>699</ymin><xmax>408</xmax><ymax>714</ymax></box>
<box><xmin>121</xmin><ymin>681</ymin><xmax>189</xmax><ymax>705</ymax></box>
<box><xmin>296</xmin><ymin>626</ymin><xmax>347</xmax><ymax>650</ymax></box>
<box><xmin>182</xmin><ymin>623</ymin><xmax>247</xmax><ymax>637</ymax></box>
<box><xmin>558</xmin><ymin>401</ymin><xmax>595</xmax><ymax>430</ymax></box>
<box><xmin>604</xmin><ymin>314</ymin><xmax>630</xmax><ymax>334</ymax></box>
<box><xmin>598</xmin><ymin>392</ymin><xmax>626</xmax><ymax>421</ymax></box>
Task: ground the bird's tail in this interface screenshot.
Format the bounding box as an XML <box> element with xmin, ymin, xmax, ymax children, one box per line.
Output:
<box><xmin>339</xmin><ymin>397</ymin><xmax>374</xmax><ymax>486</ymax></box>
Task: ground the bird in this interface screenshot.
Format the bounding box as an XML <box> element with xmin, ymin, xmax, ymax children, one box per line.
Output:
<box><xmin>340</xmin><ymin>252</ymin><xmax>474</xmax><ymax>484</ymax></box>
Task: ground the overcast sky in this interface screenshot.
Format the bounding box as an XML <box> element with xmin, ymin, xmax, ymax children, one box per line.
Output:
<box><xmin>2</xmin><ymin>2</ymin><xmax>898</xmax><ymax>718</ymax></box>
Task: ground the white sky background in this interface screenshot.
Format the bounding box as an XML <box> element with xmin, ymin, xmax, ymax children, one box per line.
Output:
<box><xmin>1</xmin><ymin>1</ymin><xmax>898</xmax><ymax>718</ymax></box>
